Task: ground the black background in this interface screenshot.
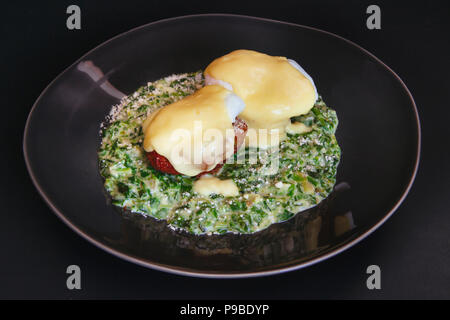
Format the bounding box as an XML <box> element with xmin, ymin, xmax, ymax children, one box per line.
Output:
<box><xmin>1</xmin><ymin>0</ymin><xmax>449</xmax><ymax>299</ymax></box>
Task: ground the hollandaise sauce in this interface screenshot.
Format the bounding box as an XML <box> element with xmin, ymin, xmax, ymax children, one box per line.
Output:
<box><xmin>142</xmin><ymin>85</ymin><xmax>239</xmax><ymax>176</ymax></box>
<box><xmin>205</xmin><ymin>50</ymin><xmax>318</xmax><ymax>147</ymax></box>
<box><xmin>98</xmin><ymin>71</ymin><xmax>340</xmax><ymax>234</ymax></box>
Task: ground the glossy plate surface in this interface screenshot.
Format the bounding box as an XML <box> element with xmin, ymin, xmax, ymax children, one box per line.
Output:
<box><xmin>23</xmin><ymin>14</ymin><xmax>420</xmax><ymax>278</ymax></box>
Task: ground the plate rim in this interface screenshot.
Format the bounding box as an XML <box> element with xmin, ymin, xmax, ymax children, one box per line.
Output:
<box><xmin>23</xmin><ymin>13</ymin><xmax>421</xmax><ymax>278</ymax></box>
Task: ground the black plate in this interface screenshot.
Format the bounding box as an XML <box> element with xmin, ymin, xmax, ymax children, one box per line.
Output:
<box><xmin>23</xmin><ymin>14</ymin><xmax>420</xmax><ymax>278</ymax></box>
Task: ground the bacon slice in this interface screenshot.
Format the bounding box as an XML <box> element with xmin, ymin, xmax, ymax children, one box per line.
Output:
<box><xmin>146</xmin><ymin>118</ymin><xmax>248</xmax><ymax>176</ymax></box>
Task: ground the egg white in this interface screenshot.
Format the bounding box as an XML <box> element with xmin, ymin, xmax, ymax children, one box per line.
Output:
<box><xmin>224</xmin><ymin>92</ymin><xmax>245</xmax><ymax>121</ymax></box>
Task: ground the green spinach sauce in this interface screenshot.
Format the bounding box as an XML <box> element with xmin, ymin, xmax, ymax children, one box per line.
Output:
<box><xmin>99</xmin><ymin>71</ymin><xmax>340</xmax><ymax>234</ymax></box>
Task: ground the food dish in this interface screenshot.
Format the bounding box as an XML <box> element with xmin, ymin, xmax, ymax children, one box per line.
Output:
<box><xmin>23</xmin><ymin>14</ymin><xmax>420</xmax><ymax>277</ymax></box>
<box><xmin>98</xmin><ymin>51</ymin><xmax>341</xmax><ymax>234</ymax></box>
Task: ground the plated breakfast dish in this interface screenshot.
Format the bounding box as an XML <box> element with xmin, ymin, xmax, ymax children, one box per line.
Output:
<box><xmin>24</xmin><ymin>15</ymin><xmax>420</xmax><ymax>276</ymax></box>
<box><xmin>98</xmin><ymin>49</ymin><xmax>341</xmax><ymax>235</ymax></box>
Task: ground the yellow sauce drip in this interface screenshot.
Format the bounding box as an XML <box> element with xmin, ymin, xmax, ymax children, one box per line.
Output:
<box><xmin>193</xmin><ymin>175</ymin><xmax>239</xmax><ymax>197</ymax></box>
